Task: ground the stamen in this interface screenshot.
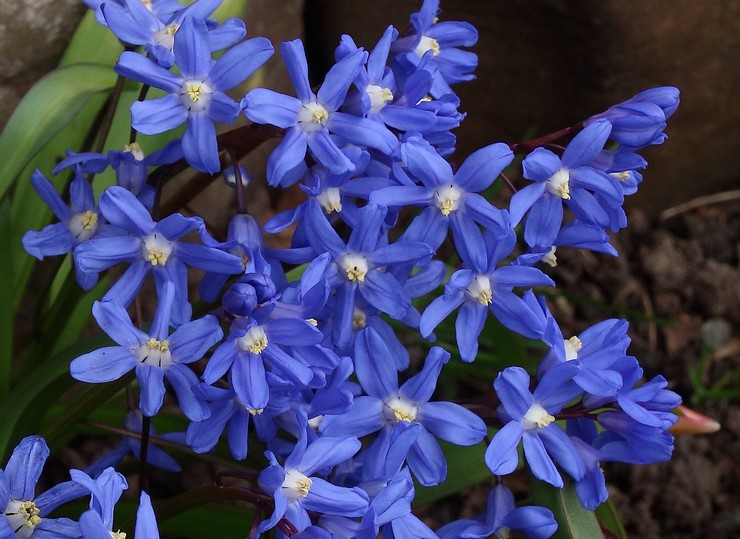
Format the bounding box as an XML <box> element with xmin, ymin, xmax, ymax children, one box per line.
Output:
<box><xmin>282</xmin><ymin>469</ymin><xmax>312</xmax><ymax>500</ymax></box>
<box><xmin>522</xmin><ymin>403</ymin><xmax>555</xmax><ymax>430</ymax></box>
<box><xmin>415</xmin><ymin>36</ymin><xmax>441</xmax><ymax>57</ymax></box>
<box><xmin>237</xmin><ymin>325</ymin><xmax>269</xmax><ymax>354</ymax></box>
<box><xmin>124</xmin><ymin>141</ymin><xmax>145</xmax><ymax>161</ymax></box>
<box><xmin>564</xmin><ymin>336</ymin><xmax>582</xmax><ymax>361</ymax></box>
<box><xmin>142</xmin><ymin>233</ymin><xmax>173</xmax><ymax>266</ymax></box>
<box><xmin>110</xmin><ymin>530</ymin><xmax>127</xmax><ymax>539</ymax></box>
<box><xmin>297</xmin><ymin>101</ymin><xmax>330</xmax><ymax>133</ymax></box>
<box><xmin>384</xmin><ymin>395</ymin><xmax>419</xmax><ymax>423</ymax></box>
<box><xmin>316</xmin><ymin>187</ymin><xmax>342</xmax><ymax>213</ymax></box>
<box><xmin>366</xmin><ymin>84</ymin><xmax>394</xmax><ymax>112</ymax></box>
<box><xmin>434</xmin><ymin>184</ymin><xmax>463</xmax><ymax>216</ymax></box>
<box><xmin>546</xmin><ymin>169</ymin><xmax>571</xmax><ymax>200</ymax></box>
<box><xmin>610</xmin><ymin>171</ymin><xmax>631</xmax><ymax>181</ymax></box>
<box><xmin>339</xmin><ymin>253</ymin><xmax>370</xmax><ymax>283</ymax></box>
<box><xmin>153</xmin><ymin>23</ymin><xmax>180</xmax><ymax>51</ymax></box>
<box><xmin>178</xmin><ymin>80</ymin><xmax>213</xmax><ymax>113</ymax></box>
<box><xmin>466</xmin><ymin>275</ymin><xmax>493</xmax><ymax>305</ymax></box>
<box><xmin>542</xmin><ymin>246</ymin><xmax>557</xmax><ymax>268</ymax></box>
<box><xmin>136</xmin><ymin>337</ymin><xmax>172</xmax><ymax>368</ymax></box>
<box><xmin>4</xmin><ymin>500</ymin><xmax>42</xmax><ymax>537</ymax></box>
<box><xmin>68</xmin><ymin>210</ymin><xmax>99</xmax><ymax>242</ymax></box>
<box><xmin>352</xmin><ymin>307</ymin><xmax>367</xmax><ymax>329</ymax></box>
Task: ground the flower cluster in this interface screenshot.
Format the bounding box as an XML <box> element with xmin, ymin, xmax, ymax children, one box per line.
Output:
<box><xmin>15</xmin><ymin>0</ymin><xmax>684</xmax><ymax>537</ymax></box>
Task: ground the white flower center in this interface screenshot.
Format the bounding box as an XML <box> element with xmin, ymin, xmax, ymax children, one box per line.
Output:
<box><xmin>135</xmin><ymin>337</ymin><xmax>172</xmax><ymax>368</ymax></box>
<box><xmin>316</xmin><ymin>187</ymin><xmax>342</xmax><ymax>213</ymax></box>
<box><xmin>546</xmin><ymin>168</ymin><xmax>571</xmax><ymax>200</ymax></box>
<box><xmin>365</xmin><ymin>84</ymin><xmax>394</xmax><ymax>113</ymax></box>
<box><xmin>415</xmin><ymin>35</ymin><xmax>441</xmax><ymax>57</ymax></box>
<box><xmin>110</xmin><ymin>530</ymin><xmax>127</xmax><ymax>539</ymax></box>
<box><xmin>153</xmin><ymin>23</ymin><xmax>180</xmax><ymax>51</ymax></box>
<box><xmin>434</xmin><ymin>184</ymin><xmax>463</xmax><ymax>216</ymax></box>
<box><xmin>522</xmin><ymin>403</ymin><xmax>555</xmax><ymax>430</ymax></box>
<box><xmin>297</xmin><ymin>100</ymin><xmax>330</xmax><ymax>133</ymax></box>
<box><xmin>564</xmin><ymin>336</ymin><xmax>582</xmax><ymax>361</ymax></box>
<box><xmin>179</xmin><ymin>79</ymin><xmax>213</xmax><ymax>113</ymax></box>
<box><xmin>4</xmin><ymin>500</ymin><xmax>42</xmax><ymax>537</ymax></box>
<box><xmin>124</xmin><ymin>141</ymin><xmax>145</xmax><ymax>161</ymax></box>
<box><xmin>68</xmin><ymin>210</ymin><xmax>99</xmax><ymax>242</ymax></box>
<box><xmin>466</xmin><ymin>275</ymin><xmax>493</xmax><ymax>305</ymax></box>
<box><xmin>282</xmin><ymin>469</ymin><xmax>312</xmax><ymax>500</ymax></box>
<box><xmin>237</xmin><ymin>325</ymin><xmax>269</xmax><ymax>354</ymax></box>
<box><xmin>542</xmin><ymin>246</ymin><xmax>557</xmax><ymax>268</ymax></box>
<box><xmin>384</xmin><ymin>395</ymin><xmax>420</xmax><ymax>423</ymax></box>
<box><xmin>308</xmin><ymin>415</ymin><xmax>324</xmax><ymax>430</ymax></box>
<box><xmin>142</xmin><ymin>233</ymin><xmax>173</xmax><ymax>266</ymax></box>
<box><xmin>339</xmin><ymin>253</ymin><xmax>370</xmax><ymax>283</ymax></box>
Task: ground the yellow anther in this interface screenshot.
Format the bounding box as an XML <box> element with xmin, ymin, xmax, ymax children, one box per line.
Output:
<box><xmin>476</xmin><ymin>289</ymin><xmax>492</xmax><ymax>305</ymax></box>
<box><xmin>393</xmin><ymin>408</ymin><xmax>415</xmax><ymax>422</ymax></box>
<box><xmin>610</xmin><ymin>171</ymin><xmax>631</xmax><ymax>181</ymax></box>
<box><xmin>238</xmin><ymin>325</ymin><xmax>269</xmax><ymax>355</ymax></box>
<box><xmin>241</xmin><ymin>254</ymin><xmax>250</xmax><ymax>271</ymax></box>
<box><xmin>165</xmin><ymin>23</ymin><xmax>179</xmax><ymax>36</ymax></box>
<box><xmin>306</xmin><ymin>318</ymin><xmax>318</xmax><ymax>327</ymax></box>
<box><xmin>248</xmin><ymin>408</ymin><xmax>264</xmax><ymax>416</ymax></box>
<box><xmin>186</xmin><ymin>82</ymin><xmax>203</xmax><ymax>102</ymax></box>
<box><xmin>147</xmin><ymin>249</ymin><xmax>167</xmax><ymax>265</ymax></box>
<box><xmin>523</xmin><ymin>403</ymin><xmax>555</xmax><ymax>430</ymax></box>
<box><xmin>249</xmin><ymin>336</ymin><xmax>267</xmax><ymax>354</ymax></box>
<box><xmin>352</xmin><ymin>311</ymin><xmax>367</xmax><ymax>329</ymax></box>
<box><xmin>346</xmin><ymin>266</ymin><xmax>366</xmax><ymax>282</ymax></box>
<box><xmin>567</xmin><ymin>336</ymin><xmax>582</xmax><ymax>352</ymax></box>
<box><xmin>546</xmin><ymin>169</ymin><xmax>571</xmax><ymax>200</ymax></box>
<box><xmin>110</xmin><ymin>530</ymin><xmax>127</xmax><ymax>539</ymax></box>
<box><xmin>145</xmin><ymin>338</ymin><xmax>169</xmax><ymax>353</ymax></box>
<box><xmin>312</xmin><ymin>108</ymin><xmax>329</xmax><ymax>123</ymax></box>
<box><xmin>124</xmin><ymin>141</ymin><xmax>145</xmax><ymax>160</ymax></box>
<box><xmin>295</xmin><ymin>477</ymin><xmax>312</xmax><ymax>496</ymax></box>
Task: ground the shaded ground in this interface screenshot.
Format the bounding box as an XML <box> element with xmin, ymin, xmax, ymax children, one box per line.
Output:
<box><xmin>544</xmin><ymin>197</ymin><xmax>740</xmax><ymax>538</ymax></box>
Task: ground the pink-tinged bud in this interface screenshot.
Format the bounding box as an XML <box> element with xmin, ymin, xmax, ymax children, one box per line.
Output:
<box><xmin>669</xmin><ymin>405</ymin><xmax>721</xmax><ymax>435</ymax></box>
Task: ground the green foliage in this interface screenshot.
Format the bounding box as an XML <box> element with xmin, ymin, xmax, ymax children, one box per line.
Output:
<box><xmin>530</xmin><ymin>477</ymin><xmax>604</xmax><ymax>539</ymax></box>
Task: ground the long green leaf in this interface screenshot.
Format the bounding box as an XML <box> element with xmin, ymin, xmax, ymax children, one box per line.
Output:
<box><xmin>530</xmin><ymin>476</ymin><xmax>604</xmax><ymax>539</ymax></box>
<box><xmin>0</xmin><ymin>64</ymin><xmax>116</xmax><ymax>201</ymax></box>
<box><xmin>0</xmin><ymin>335</ymin><xmax>110</xmax><ymax>460</ymax></box>
<box><xmin>595</xmin><ymin>498</ymin><xmax>629</xmax><ymax>539</ymax></box>
<box><xmin>0</xmin><ymin>199</ymin><xmax>12</xmax><ymax>395</ymax></box>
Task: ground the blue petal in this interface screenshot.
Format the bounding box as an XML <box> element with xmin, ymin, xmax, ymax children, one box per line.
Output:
<box><xmin>136</xmin><ymin>364</ymin><xmax>166</xmax><ymax>416</ymax></box>
<box><xmin>538</xmin><ymin>425</ymin><xmax>586</xmax><ymax>480</ymax></box>
<box><xmin>242</xmin><ymin>88</ymin><xmax>301</xmax><ymax>128</ymax></box>
<box><xmin>173</xmin><ymin>17</ymin><xmax>211</xmax><ymax>79</ymax></box>
<box><xmin>300</xmin><ymin>436</ymin><xmax>361</xmax><ymax>476</ymax></box>
<box><xmin>509</xmin><ymin>182</ymin><xmax>546</xmax><ymax>226</ymax></box>
<box><xmin>455</xmin><ymin>143</ymin><xmax>513</xmax><ymax>192</ymax></box>
<box><xmin>522</xmin><ymin>432</ymin><xmax>563</xmax><ymax>487</ymax></box>
<box><xmin>22</xmin><ymin>223</ymin><xmax>74</xmax><ymax>260</ymax></box>
<box><xmin>102</xmin><ymin>259</ymin><xmax>150</xmax><ymax>306</ymax></box>
<box><xmin>485</xmin><ymin>421</ymin><xmax>524</xmax><ymax>475</ymax></box>
<box><xmin>115</xmin><ymin>51</ymin><xmax>182</xmax><ymax>92</ymax></box>
<box><xmin>307</xmin><ymin>130</ymin><xmax>354</xmax><ymax>174</ymax></box>
<box><xmin>407</xmin><ymin>427</ymin><xmax>446</xmax><ymax>486</ymax></box>
<box><xmin>360</xmin><ymin>270</ymin><xmax>410</xmax><ymax>319</ymax></box>
<box><xmin>266</xmin><ymin>127</ymin><xmax>308</xmax><ymax>186</ymax></box>
<box><xmin>267</xmin><ymin>318</ymin><xmax>323</xmax><ymax>347</ymax></box>
<box><xmin>317</xmin><ymin>49</ymin><xmax>365</xmax><ymax>111</ymax></box>
<box><xmin>6</xmin><ymin>436</ymin><xmax>48</xmax><ymax>500</ymax></box>
<box><xmin>30</xmin><ymin>170</ymin><xmax>70</xmax><ymax>221</ymax></box>
<box><xmin>455</xmin><ymin>301</ymin><xmax>487</xmax><ymax>362</ymax></box>
<box><xmin>370</xmin><ymin>185</ymin><xmax>432</xmax><ymax>208</ymax></box>
<box><xmin>176</xmin><ymin>242</ymin><xmax>243</xmax><ymax>273</ymax></box>
<box><xmin>353</xmin><ymin>328</ymin><xmax>398</xmax><ymax>398</ymax></box>
<box><xmin>400</xmin><ymin>346</ymin><xmax>449</xmax><ymax>403</ymax></box>
<box><xmin>166</xmin><ymin>364</ymin><xmax>209</xmax><ymax>421</ymax></box>
<box><xmin>92</xmin><ymin>300</ymin><xmax>147</xmax><ymax>347</ymax></box>
<box><xmin>524</xmin><ymin>194</ymin><xmax>562</xmax><ymax>248</ymax></box>
<box><xmin>521</xmin><ymin>148</ymin><xmax>561</xmax><ymax>182</ymax></box>
<box><xmin>70</xmin><ymin>346</ymin><xmax>136</xmax><ymax>383</ymax></box>
<box><xmin>319</xmin><ymin>396</ymin><xmax>384</xmax><ymax>438</ymax></box>
<box><xmin>329</xmin><ymin>113</ymin><xmax>398</xmax><ymax>155</ymax></box>
<box><xmin>281</xmin><ymin>39</ymin><xmax>313</xmax><ymax>102</ymax></box>
<box><xmin>206</xmin><ymin>91</ymin><xmax>239</xmax><ymax>124</ymax></box>
<box><xmin>209</xmin><ymin>37</ymin><xmax>273</xmax><ymax>91</ymax></box>
<box><xmin>419</xmin><ymin>291</ymin><xmax>464</xmax><ymax>337</ymax></box>
<box><xmin>372</xmin><ymin>241</ymin><xmax>433</xmax><ymax>266</ymax></box>
<box><xmin>493</xmin><ymin>367</ymin><xmax>533</xmax><ymax>419</ymax></box>
<box><xmin>561</xmin><ymin>119</ymin><xmax>612</xmax><ymax>168</ymax></box>
<box><xmin>131</xmin><ymin>93</ymin><xmax>188</xmax><ymax>135</ymax></box>
<box><xmin>401</xmin><ymin>135</ymin><xmax>453</xmax><ymax>187</ymax></box>
<box><xmin>99</xmin><ymin>185</ymin><xmax>154</xmax><ymax>236</ymax></box>
<box><xmin>170</xmin><ymin>315</ymin><xmax>223</xmax><ymax>362</ymax></box>
<box><xmin>135</xmin><ymin>491</ymin><xmax>161</xmax><ymax>539</ymax></box>
<box><xmin>79</xmin><ymin>510</ymin><xmax>111</xmax><ymax>539</ymax></box>
<box><xmin>303</xmin><ymin>479</ymin><xmax>369</xmax><ymax>517</ymax></box>
<box><xmin>206</xmin><ymin>17</ymin><xmax>246</xmax><ymax>52</ymax></box>
<box><xmin>421</xmin><ymin>401</ymin><xmax>486</xmax><ymax>445</ymax></box>
<box><xmin>183</xmin><ymin>113</ymin><xmax>219</xmax><ymax>173</ymax></box>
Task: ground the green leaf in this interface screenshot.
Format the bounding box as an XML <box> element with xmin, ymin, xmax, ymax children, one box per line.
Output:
<box><xmin>59</xmin><ymin>10</ymin><xmax>122</xmax><ymax>67</ymax></box>
<box><xmin>0</xmin><ymin>335</ymin><xmax>110</xmax><ymax>460</ymax></box>
<box><xmin>595</xmin><ymin>498</ymin><xmax>629</xmax><ymax>539</ymax></box>
<box><xmin>0</xmin><ymin>64</ymin><xmax>116</xmax><ymax>202</ymax></box>
<box><xmin>530</xmin><ymin>476</ymin><xmax>604</xmax><ymax>539</ymax></box>
<box><xmin>0</xmin><ymin>199</ymin><xmax>13</xmax><ymax>395</ymax></box>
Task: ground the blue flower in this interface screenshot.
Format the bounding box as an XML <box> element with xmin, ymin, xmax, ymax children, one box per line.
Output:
<box><xmin>22</xmin><ymin>169</ymin><xmax>120</xmax><ymax>290</ymax></box>
<box><xmin>0</xmin><ymin>436</ymin><xmax>82</xmax><ymax>538</ymax></box>
<box><xmin>420</xmin><ymin>229</ymin><xmax>555</xmax><ymax>362</ymax></box>
<box><xmin>258</xmin><ymin>434</ymin><xmax>369</xmax><ymax>534</ymax></box>
<box><xmin>509</xmin><ymin>120</ymin><xmax>625</xmax><ymax>247</ymax></box>
<box><xmin>242</xmin><ymin>39</ymin><xmax>398</xmax><ymax>186</ymax></box>
<box><xmin>321</xmin><ymin>344</ymin><xmax>486</xmax><ymax>486</ymax></box>
<box><xmin>102</xmin><ymin>0</ymin><xmax>246</xmax><ymax>68</ymax></box>
<box><xmin>371</xmin><ymin>134</ymin><xmax>512</xmax><ymax>262</ymax></box>
<box><xmin>392</xmin><ymin>0</ymin><xmax>478</xmax><ymax>98</ymax></box>
<box><xmin>437</xmin><ymin>484</ymin><xmax>557</xmax><ymax>539</ymax></box>
<box><xmin>72</xmin><ymin>467</ymin><xmax>160</xmax><ymax>538</ymax></box>
<box><xmin>71</xmin><ymin>282</ymin><xmax>222</xmax><ymax>419</ymax></box>
<box><xmin>115</xmin><ymin>16</ymin><xmax>273</xmax><ymax>172</ymax></box>
<box><xmin>74</xmin><ymin>186</ymin><xmax>244</xmax><ymax>324</ymax></box>
<box><xmin>485</xmin><ymin>366</ymin><xmax>586</xmax><ymax>488</ymax></box>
